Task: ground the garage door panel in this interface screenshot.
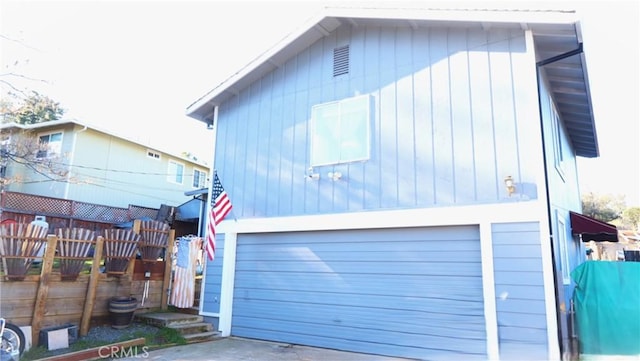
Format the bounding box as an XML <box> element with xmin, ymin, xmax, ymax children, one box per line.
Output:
<box><xmin>234</xmin><ymin>307</ymin><xmax>486</xmax><ymax>339</ymax></box>
<box><xmin>238</xmin><ymin>249</ymin><xmax>481</xmax><ymax>262</ymax></box>
<box><xmin>235</xmin><ymin>272</ymin><xmax>482</xmax><ymax>294</ymax></box>
<box><xmin>233</xmin><ymin>324</ymin><xmax>486</xmax><ymax>360</ymax></box>
<box><xmin>236</xmin><ymin>260</ymin><xmax>481</xmax><ymax>276</ymax></box>
<box><xmin>239</xmin><ymin>226</ymin><xmax>480</xmax><ymax>244</ymax></box>
<box><xmin>233</xmin><ymin>315</ymin><xmax>486</xmax><ymax>352</ymax></box>
<box><xmin>235</xmin><ymin>288</ymin><xmax>484</xmax><ymax>315</ymax></box>
<box><xmin>238</xmin><ymin>239</ymin><xmax>480</xmax><ymax>253</ymax></box>
<box><xmin>234</xmin><ymin>297</ymin><xmax>486</xmax><ymax>325</ymax></box>
<box><xmin>232</xmin><ymin>226</ymin><xmax>485</xmax><ymax>359</ymax></box>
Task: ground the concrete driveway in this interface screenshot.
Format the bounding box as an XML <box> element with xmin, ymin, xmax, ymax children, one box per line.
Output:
<box><xmin>119</xmin><ymin>337</ymin><xmax>414</xmax><ymax>361</ymax></box>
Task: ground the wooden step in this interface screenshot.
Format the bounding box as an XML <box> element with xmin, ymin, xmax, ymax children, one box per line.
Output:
<box><xmin>179</xmin><ymin>306</ymin><xmax>200</xmax><ymax>315</ymax></box>
<box><xmin>168</xmin><ymin>321</ymin><xmax>213</xmax><ymax>335</ymax></box>
<box><xmin>135</xmin><ymin>312</ymin><xmax>203</xmax><ymax>328</ymax></box>
<box><xmin>184</xmin><ymin>331</ymin><xmax>222</xmax><ymax>343</ymax></box>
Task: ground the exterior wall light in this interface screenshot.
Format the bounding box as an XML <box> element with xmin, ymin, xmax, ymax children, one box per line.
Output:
<box><xmin>328</xmin><ymin>171</ymin><xmax>342</xmax><ymax>181</ymax></box>
<box><xmin>306</xmin><ymin>167</ymin><xmax>320</xmax><ymax>180</ymax></box>
<box><xmin>504</xmin><ymin>176</ymin><xmax>516</xmax><ymax>196</ymax></box>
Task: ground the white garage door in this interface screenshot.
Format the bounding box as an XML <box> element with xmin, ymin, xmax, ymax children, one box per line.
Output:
<box><xmin>232</xmin><ymin>226</ymin><xmax>486</xmax><ymax>360</ymax></box>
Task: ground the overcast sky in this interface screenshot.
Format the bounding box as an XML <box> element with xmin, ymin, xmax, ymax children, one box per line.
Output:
<box><xmin>1</xmin><ymin>1</ymin><xmax>638</xmax><ymax>206</ymax></box>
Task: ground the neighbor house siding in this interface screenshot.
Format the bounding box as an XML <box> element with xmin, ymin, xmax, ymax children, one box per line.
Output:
<box><xmin>214</xmin><ymin>25</ymin><xmax>541</xmax><ymax>218</ymax></box>
<box><xmin>65</xmin><ymin>129</ymin><xmax>197</xmax><ymax>208</ymax></box>
<box><xmin>7</xmin><ymin>124</ymin><xmax>206</xmax><ymax>210</ymax></box>
<box><xmin>492</xmin><ymin>222</ymin><xmax>548</xmax><ymax>360</ymax></box>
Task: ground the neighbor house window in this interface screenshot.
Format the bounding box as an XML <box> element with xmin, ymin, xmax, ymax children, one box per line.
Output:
<box><xmin>193</xmin><ymin>169</ymin><xmax>207</xmax><ymax>188</ymax></box>
<box><xmin>147</xmin><ymin>150</ymin><xmax>161</xmax><ymax>160</ymax></box>
<box><xmin>311</xmin><ymin>94</ymin><xmax>370</xmax><ymax>166</ymax></box>
<box><xmin>167</xmin><ymin>160</ymin><xmax>184</xmax><ymax>184</ymax></box>
<box><xmin>36</xmin><ymin>132</ymin><xmax>63</xmax><ymax>158</ymax></box>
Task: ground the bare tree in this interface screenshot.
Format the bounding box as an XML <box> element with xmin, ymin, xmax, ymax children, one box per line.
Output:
<box><xmin>1</xmin><ymin>94</ymin><xmax>70</xmax><ymax>220</ymax></box>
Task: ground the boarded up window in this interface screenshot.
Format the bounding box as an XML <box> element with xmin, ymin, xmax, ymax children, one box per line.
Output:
<box><xmin>311</xmin><ymin>94</ymin><xmax>370</xmax><ymax>166</ymax></box>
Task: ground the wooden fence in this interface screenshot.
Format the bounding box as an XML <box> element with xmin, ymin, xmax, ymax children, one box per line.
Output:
<box><xmin>0</xmin><ymin>220</ymin><xmax>176</xmax><ymax>346</ymax></box>
<box><xmin>1</xmin><ymin>191</ymin><xmax>159</xmax><ymax>225</ymax></box>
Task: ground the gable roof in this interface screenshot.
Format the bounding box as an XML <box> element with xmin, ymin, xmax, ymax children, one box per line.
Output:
<box><xmin>0</xmin><ymin>119</ymin><xmax>209</xmax><ymax>167</ymax></box>
<box><xmin>186</xmin><ymin>6</ymin><xmax>599</xmax><ymax>158</ymax></box>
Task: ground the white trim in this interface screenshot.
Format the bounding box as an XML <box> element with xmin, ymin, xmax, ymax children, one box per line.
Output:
<box><xmin>198</xmin><ymin>266</ymin><xmax>207</xmax><ymax>315</ymax></box>
<box><xmin>200</xmin><ymin>310</ymin><xmax>219</xmax><ymax>317</ymax></box>
<box><xmin>480</xmin><ymin>222</ymin><xmax>499</xmax><ymax>360</ymax></box>
<box><xmin>217</xmin><ymin>201</ymin><xmax>553</xmax><ymax>353</ymax></box>
<box><xmin>200</xmin><ymin>311</ymin><xmax>220</xmax><ymax>319</ymax></box>
<box><xmin>557</xmin><ymin>214</ymin><xmax>570</xmax><ymax>285</ymax></box>
<box><xmin>218</xmin><ymin>201</ymin><xmax>545</xmax><ymax>234</ymax></box>
<box><xmin>217</xmin><ymin>203</ymin><xmax>549</xmax><ymax>353</ymax></box>
<box><xmin>218</xmin><ymin>232</ymin><xmax>237</xmax><ymax>336</ymax></box>
<box><xmin>201</xmin><ymin>105</ymin><xmax>224</xmax><ymax>321</ymax></box>
<box><xmin>526</xmin><ymin>28</ymin><xmax>561</xmax><ymax>361</ymax></box>
<box><xmin>539</xmin><ymin>205</ymin><xmax>561</xmax><ymax>361</ymax></box>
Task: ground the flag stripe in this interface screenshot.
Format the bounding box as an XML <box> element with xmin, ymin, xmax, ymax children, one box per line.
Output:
<box><xmin>206</xmin><ymin>171</ymin><xmax>232</xmax><ymax>261</ymax></box>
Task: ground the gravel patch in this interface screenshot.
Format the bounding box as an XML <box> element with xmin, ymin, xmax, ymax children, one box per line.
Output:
<box><xmin>22</xmin><ymin>322</ymin><xmax>161</xmax><ymax>360</ymax></box>
<box><xmin>82</xmin><ymin>322</ymin><xmax>160</xmax><ymax>344</ymax></box>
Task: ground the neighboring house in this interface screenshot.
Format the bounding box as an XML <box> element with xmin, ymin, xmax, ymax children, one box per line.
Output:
<box><xmin>0</xmin><ymin>119</ymin><xmax>210</xmax><ymax>210</ymax></box>
<box><xmin>186</xmin><ymin>7</ymin><xmax>609</xmax><ymax>361</ymax></box>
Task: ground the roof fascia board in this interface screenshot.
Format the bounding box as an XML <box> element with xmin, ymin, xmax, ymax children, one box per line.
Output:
<box><xmin>326</xmin><ymin>7</ymin><xmax>579</xmax><ymax>25</ymax></box>
<box><xmin>577</xmin><ymin>52</ymin><xmax>598</xmax><ymax>157</ymax></box>
<box><xmin>186</xmin><ymin>10</ymin><xmax>330</xmax><ymax>116</ymax></box>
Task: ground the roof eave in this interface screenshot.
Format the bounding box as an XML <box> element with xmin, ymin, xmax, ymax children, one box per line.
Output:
<box><xmin>186</xmin><ymin>8</ymin><xmax>599</xmax><ymax>157</ymax></box>
<box><xmin>186</xmin><ymin>8</ymin><xmax>584</xmax><ymax>122</ymax></box>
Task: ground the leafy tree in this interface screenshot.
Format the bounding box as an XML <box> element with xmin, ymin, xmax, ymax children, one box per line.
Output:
<box><xmin>1</xmin><ymin>91</ymin><xmax>65</xmax><ymax>124</ymax></box>
<box><xmin>622</xmin><ymin>207</ymin><xmax>640</xmax><ymax>231</ymax></box>
<box><xmin>581</xmin><ymin>192</ymin><xmax>626</xmax><ymax>223</ymax></box>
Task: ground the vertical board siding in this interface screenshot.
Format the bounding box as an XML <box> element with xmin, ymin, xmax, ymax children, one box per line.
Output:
<box><xmin>202</xmin><ymin>235</ymin><xmax>225</xmax><ymax>314</ymax></box>
<box><xmin>539</xmin><ymin>72</ymin><xmax>583</xmax><ymax>353</ymax></box>
<box><xmin>231</xmin><ymin>226</ymin><xmax>486</xmax><ymax>360</ymax></box>
<box><xmin>215</xmin><ymin>25</ymin><xmax>535</xmax><ymax>218</ymax></box>
<box><xmin>492</xmin><ymin>222</ymin><xmax>548</xmax><ymax>360</ymax></box>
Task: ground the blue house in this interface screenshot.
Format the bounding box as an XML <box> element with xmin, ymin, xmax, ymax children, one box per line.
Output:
<box><xmin>186</xmin><ymin>7</ymin><xmax>608</xmax><ymax>361</ymax></box>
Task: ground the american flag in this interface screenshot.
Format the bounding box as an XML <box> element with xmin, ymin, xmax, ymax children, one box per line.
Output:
<box><xmin>206</xmin><ymin>171</ymin><xmax>232</xmax><ymax>261</ymax></box>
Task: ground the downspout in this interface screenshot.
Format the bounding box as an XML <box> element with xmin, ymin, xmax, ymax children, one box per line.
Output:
<box><xmin>535</xmin><ymin>43</ymin><xmax>584</xmax><ymax>360</ymax></box>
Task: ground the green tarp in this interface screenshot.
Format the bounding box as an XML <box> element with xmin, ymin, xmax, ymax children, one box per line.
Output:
<box><xmin>571</xmin><ymin>261</ymin><xmax>640</xmax><ymax>355</ymax></box>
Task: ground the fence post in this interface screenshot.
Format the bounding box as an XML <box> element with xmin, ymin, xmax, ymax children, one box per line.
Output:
<box><xmin>80</xmin><ymin>236</ymin><xmax>104</xmax><ymax>336</ymax></box>
<box><xmin>31</xmin><ymin>235</ymin><xmax>58</xmax><ymax>347</ymax></box>
<box><xmin>161</xmin><ymin>230</ymin><xmax>175</xmax><ymax>310</ymax></box>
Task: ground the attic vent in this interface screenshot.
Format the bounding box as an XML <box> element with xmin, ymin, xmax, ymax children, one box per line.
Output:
<box><xmin>333</xmin><ymin>45</ymin><xmax>349</xmax><ymax>77</ymax></box>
